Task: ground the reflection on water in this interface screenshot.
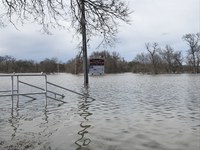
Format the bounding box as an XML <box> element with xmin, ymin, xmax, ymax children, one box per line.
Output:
<box><xmin>43</xmin><ymin>108</ymin><xmax>49</xmax><ymax>123</ymax></box>
<box><xmin>0</xmin><ymin>73</ymin><xmax>200</xmax><ymax>150</ymax></box>
<box><xmin>10</xmin><ymin>110</ymin><xmax>20</xmax><ymax>139</ymax></box>
<box><xmin>75</xmin><ymin>87</ymin><xmax>94</xmax><ymax>150</ymax></box>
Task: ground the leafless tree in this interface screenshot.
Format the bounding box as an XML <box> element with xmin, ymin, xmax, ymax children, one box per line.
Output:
<box><xmin>134</xmin><ymin>53</ymin><xmax>149</xmax><ymax>73</ymax></box>
<box><xmin>1</xmin><ymin>0</ymin><xmax>131</xmax><ymax>85</ymax></box>
<box><xmin>160</xmin><ymin>45</ymin><xmax>183</xmax><ymax>73</ymax></box>
<box><xmin>1</xmin><ymin>0</ymin><xmax>69</xmax><ymax>33</ymax></box>
<box><xmin>145</xmin><ymin>42</ymin><xmax>160</xmax><ymax>74</ymax></box>
<box><xmin>160</xmin><ymin>45</ymin><xmax>174</xmax><ymax>72</ymax></box>
<box><xmin>70</xmin><ymin>0</ymin><xmax>131</xmax><ymax>85</ymax></box>
<box><xmin>173</xmin><ymin>51</ymin><xmax>183</xmax><ymax>73</ymax></box>
<box><xmin>134</xmin><ymin>53</ymin><xmax>149</xmax><ymax>64</ymax></box>
<box><xmin>70</xmin><ymin>0</ymin><xmax>131</xmax><ymax>46</ymax></box>
<box><xmin>196</xmin><ymin>45</ymin><xmax>200</xmax><ymax>73</ymax></box>
<box><xmin>183</xmin><ymin>33</ymin><xmax>200</xmax><ymax>73</ymax></box>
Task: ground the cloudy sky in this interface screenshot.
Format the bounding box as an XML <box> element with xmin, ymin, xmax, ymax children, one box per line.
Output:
<box><xmin>0</xmin><ymin>0</ymin><xmax>199</xmax><ymax>62</ymax></box>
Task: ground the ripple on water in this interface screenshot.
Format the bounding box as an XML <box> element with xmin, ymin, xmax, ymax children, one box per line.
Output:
<box><xmin>0</xmin><ymin>73</ymin><xmax>200</xmax><ymax>150</ymax></box>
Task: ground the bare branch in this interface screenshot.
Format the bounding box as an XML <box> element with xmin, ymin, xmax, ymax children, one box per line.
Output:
<box><xmin>1</xmin><ymin>0</ymin><xmax>131</xmax><ymax>45</ymax></box>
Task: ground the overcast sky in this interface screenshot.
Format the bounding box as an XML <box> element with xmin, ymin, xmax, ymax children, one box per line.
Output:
<box><xmin>0</xmin><ymin>0</ymin><xmax>199</xmax><ymax>62</ymax></box>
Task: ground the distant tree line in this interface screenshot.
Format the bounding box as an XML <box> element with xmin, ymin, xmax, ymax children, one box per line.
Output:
<box><xmin>131</xmin><ymin>44</ymin><xmax>183</xmax><ymax>74</ymax></box>
<box><xmin>66</xmin><ymin>33</ymin><xmax>200</xmax><ymax>74</ymax></box>
<box><xmin>0</xmin><ymin>33</ymin><xmax>199</xmax><ymax>74</ymax></box>
<box><xmin>0</xmin><ymin>56</ymin><xmax>65</xmax><ymax>74</ymax></box>
<box><xmin>65</xmin><ymin>50</ymin><xmax>129</xmax><ymax>74</ymax></box>
<box><xmin>131</xmin><ymin>33</ymin><xmax>200</xmax><ymax>74</ymax></box>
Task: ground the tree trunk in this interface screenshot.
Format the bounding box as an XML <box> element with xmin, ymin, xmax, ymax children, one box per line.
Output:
<box><xmin>81</xmin><ymin>0</ymin><xmax>88</xmax><ymax>86</ymax></box>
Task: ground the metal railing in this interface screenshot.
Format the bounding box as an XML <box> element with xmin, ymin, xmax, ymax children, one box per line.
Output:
<box><xmin>0</xmin><ymin>73</ymin><xmax>95</xmax><ymax>115</ymax></box>
<box><xmin>0</xmin><ymin>73</ymin><xmax>48</xmax><ymax>114</ymax></box>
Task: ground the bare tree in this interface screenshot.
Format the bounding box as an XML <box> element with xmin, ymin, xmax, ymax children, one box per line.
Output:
<box><xmin>134</xmin><ymin>52</ymin><xmax>149</xmax><ymax>73</ymax></box>
<box><xmin>160</xmin><ymin>45</ymin><xmax>183</xmax><ymax>73</ymax></box>
<box><xmin>160</xmin><ymin>45</ymin><xmax>174</xmax><ymax>73</ymax></box>
<box><xmin>134</xmin><ymin>53</ymin><xmax>148</xmax><ymax>64</ymax></box>
<box><xmin>39</xmin><ymin>58</ymin><xmax>58</xmax><ymax>73</ymax></box>
<box><xmin>145</xmin><ymin>42</ymin><xmax>160</xmax><ymax>74</ymax></box>
<box><xmin>70</xmin><ymin>0</ymin><xmax>131</xmax><ymax>45</ymax></box>
<box><xmin>173</xmin><ymin>51</ymin><xmax>183</xmax><ymax>73</ymax></box>
<box><xmin>183</xmin><ymin>33</ymin><xmax>200</xmax><ymax>73</ymax></box>
<box><xmin>1</xmin><ymin>0</ymin><xmax>131</xmax><ymax>85</ymax></box>
<box><xmin>1</xmin><ymin>0</ymin><xmax>69</xmax><ymax>33</ymax></box>
<box><xmin>70</xmin><ymin>0</ymin><xmax>131</xmax><ymax>85</ymax></box>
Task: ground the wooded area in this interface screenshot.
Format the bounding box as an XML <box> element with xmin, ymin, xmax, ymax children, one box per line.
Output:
<box><xmin>1</xmin><ymin>33</ymin><xmax>199</xmax><ymax>74</ymax></box>
<box><xmin>0</xmin><ymin>50</ymin><xmax>197</xmax><ymax>74</ymax></box>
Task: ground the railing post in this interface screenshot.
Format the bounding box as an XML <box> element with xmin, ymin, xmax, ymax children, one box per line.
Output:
<box><xmin>11</xmin><ymin>75</ymin><xmax>14</xmax><ymax>116</ymax></box>
<box><xmin>16</xmin><ymin>75</ymin><xmax>19</xmax><ymax>108</ymax></box>
<box><xmin>44</xmin><ymin>74</ymin><xmax>47</xmax><ymax>107</ymax></box>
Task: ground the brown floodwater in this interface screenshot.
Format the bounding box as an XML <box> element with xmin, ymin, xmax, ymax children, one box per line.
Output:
<box><xmin>0</xmin><ymin>73</ymin><xmax>200</xmax><ymax>150</ymax></box>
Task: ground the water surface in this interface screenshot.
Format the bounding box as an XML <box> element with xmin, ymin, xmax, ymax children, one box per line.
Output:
<box><xmin>0</xmin><ymin>73</ymin><xmax>200</xmax><ymax>150</ymax></box>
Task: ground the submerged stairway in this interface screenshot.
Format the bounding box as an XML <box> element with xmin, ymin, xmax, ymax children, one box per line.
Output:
<box><xmin>0</xmin><ymin>73</ymin><xmax>95</xmax><ymax>115</ymax></box>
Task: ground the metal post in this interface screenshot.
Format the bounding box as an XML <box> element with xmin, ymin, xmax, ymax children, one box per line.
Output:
<box><xmin>11</xmin><ymin>75</ymin><xmax>14</xmax><ymax>115</ymax></box>
<box><xmin>44</xmin><ymin>74</ymin><xmax>48</xmax><ymax>107</ymax></box>
<box><xmin>16</xmin><ymin>75</ymin><xmax>19</xmax><ymax>108</ymax></box>
<box><xmin>81</xmin><ymin>0</ymin><xmax>89</xmax><ymax>86</ymax></box>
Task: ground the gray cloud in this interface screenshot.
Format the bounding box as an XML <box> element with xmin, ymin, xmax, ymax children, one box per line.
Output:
<box><xmin>0</xmin><ymin>0</ymin><xmax>199</xmax><ymax>62</ymax></box>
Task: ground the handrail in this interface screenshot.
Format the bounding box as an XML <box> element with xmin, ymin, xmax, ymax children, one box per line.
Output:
<box><xmin>0</xmin><ymin>73</ymin><xmax>48</xmax><ymax>115</ymax></box>
<box><xmin>0</xmin><ymin>73</ymin><xmax>46</xmax><ymax>77</ymax></box>
<box><xmin>0</xmin><ymin>73</ymin><xmax>95</xmax><ymax>116</ymax></box>
<box><xmin>47</xmin><ymin>81</ymin><xmax>95</xmax><ymax>100</ymax></box>
<box><xmin>19</xmin><ymin>80</ymin><xmax>65</xmax><ymax>98</ymax></box>
<box><xmin>0</xmin><ymin>92</ymin><xmax>46</xmax><ymax>97</ymax></box>
<box><xmin>0</xmin><ymin>90</ymin><xmax>18</xmax><ymax>92</ymax></box>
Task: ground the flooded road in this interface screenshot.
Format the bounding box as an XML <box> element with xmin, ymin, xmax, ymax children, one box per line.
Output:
<box><xmin>0</xmin><ymin>73</ymin><xmax>200</xmax><ymax>150</ymax></box>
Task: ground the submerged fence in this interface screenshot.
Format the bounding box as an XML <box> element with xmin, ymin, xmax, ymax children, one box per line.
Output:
<box><xmin>0</xmin><ymin>73</ymin><xmax>95</xmax><ymax>115</ymax></box>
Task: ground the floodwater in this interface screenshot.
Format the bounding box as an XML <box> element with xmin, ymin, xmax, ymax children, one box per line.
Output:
<box><xmin>0</xmin><ymin>73</ymin><xmax>200</xmax><ymax>150</ymax></box>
